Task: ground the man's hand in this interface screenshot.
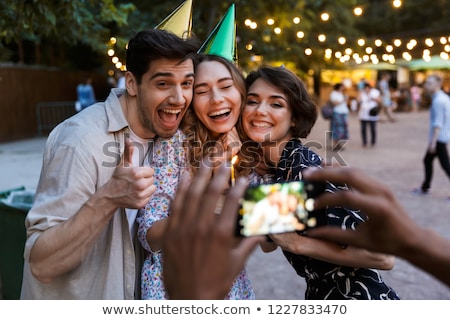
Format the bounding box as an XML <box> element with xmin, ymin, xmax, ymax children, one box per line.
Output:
<box><xmin>303</xmin><ymin>167</ymin><xmax>417</xmax><ymax>256</ymax></box>
<box><xmin>163</xmin><ymin>162</ymin><xmax>263</xmax><ymax>299</ymax></box>
<box><xmin>107</xmin><ymin>139</ymin><xmax>156</xmax><ymax>209</ymax></box>
<box><xmin>304</xmin><ymin>166</ymin><xmax>450</xmax><ymax>287</ymax></box>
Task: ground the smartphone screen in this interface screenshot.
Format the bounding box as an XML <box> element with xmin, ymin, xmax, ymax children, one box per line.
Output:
<box><xmin>236</xmin><ymin>180</ymin><xmax>326</xmax><ymax>237</ymax></box>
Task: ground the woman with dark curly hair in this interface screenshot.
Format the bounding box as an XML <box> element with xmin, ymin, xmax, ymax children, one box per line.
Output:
<box><xmin>238</xmin><ymin>65</ymin><xmax>400</xmax><ymax>300</ymax></box>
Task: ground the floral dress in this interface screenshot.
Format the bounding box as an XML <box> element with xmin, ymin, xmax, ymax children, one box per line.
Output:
<box><xmin>136</xmin><ymin>130</ymin><xmax>255</xmax><ymax>300</ymax></box>
<box><xmin>260</xmin><ymin>138</ymin><xmax>400</xmax><ymax>300</ymax></box>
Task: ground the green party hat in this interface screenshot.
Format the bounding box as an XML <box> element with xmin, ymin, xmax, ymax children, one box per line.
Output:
<box><xmin>155</xmin><ymin>0</ymin><xmax>193</xmax><ymax>39</ymax></box>
<box><xmin>198</xmin><ymin>4</ymin><xmax>237</xmax><ymax>63</ymax></box>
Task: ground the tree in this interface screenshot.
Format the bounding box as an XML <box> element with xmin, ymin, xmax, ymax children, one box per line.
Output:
<box><xmin>235</xmin><ymin>0</ymin><xmax>364</xmax><ymax>96</ymax></box>
<box><xmin>0</xmin><ymin>0</ymin><xmax>135</xmax><ymax>67</ymax></box>
<box><xmin>2</xmin><ymin>0</ymin><xmax>449</xmax><ymax>77</ymax></box>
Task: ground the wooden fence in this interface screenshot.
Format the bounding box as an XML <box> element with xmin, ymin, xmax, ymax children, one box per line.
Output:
<box><xmin>0</xmin><ymin>65</ymin><xmax>108</xmax><ymax>142</ymax></box>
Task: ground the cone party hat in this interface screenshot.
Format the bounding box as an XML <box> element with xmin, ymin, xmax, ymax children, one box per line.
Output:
<box><xmin>155</xmin><ymin>0</ymin><xmax>193</xmax><ymax>39</ymax></box>
<box><xmin>198</xmin><ymin>3</ymin><xmax>237</xmax><ymax>63</ymax></box>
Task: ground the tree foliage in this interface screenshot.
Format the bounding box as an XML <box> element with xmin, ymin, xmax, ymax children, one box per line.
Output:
<box><xmin>1</xmin><ymin>0</ymin><xmax>449</xmax><ymax>74</ymax></box>
<box><xmin>0</xmin><ymin>0</ymin><xmax>135</xmax><ymax>66</ymax></box>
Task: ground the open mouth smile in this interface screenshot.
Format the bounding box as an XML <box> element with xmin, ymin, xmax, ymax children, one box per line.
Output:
<box><xmin>208</xmin><ymin>108</ymin><xmax>231</xmax><ymax>120</ymax></box>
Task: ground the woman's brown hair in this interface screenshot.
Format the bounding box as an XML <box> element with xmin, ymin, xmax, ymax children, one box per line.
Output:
<box><xmin>181</xmin><ymin>54</ymin><xmax>246</xmax><ymax>173</ymax></box>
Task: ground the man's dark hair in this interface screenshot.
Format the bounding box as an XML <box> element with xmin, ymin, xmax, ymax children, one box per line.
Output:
<box><xmin>126</xmin><ymin>29</ymin><xmax>200</xmax><ymax>84</ymax></box>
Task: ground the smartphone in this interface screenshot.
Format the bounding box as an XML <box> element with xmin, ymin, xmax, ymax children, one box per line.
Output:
<box><xmin>236</xmin><ymin>180</ymin><xmax>327</xmax><ymax>237</ymax></box>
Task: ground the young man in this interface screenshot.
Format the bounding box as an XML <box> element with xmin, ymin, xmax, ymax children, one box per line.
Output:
<box><xmin>20</xmin><ymin>29</ymin><xmax>198</xmax><ymax>299</ymax></box>
<box><xmin>412</xmin><ymin>74</ymin><xmax>450</xmax><ymax>201</ymax></box>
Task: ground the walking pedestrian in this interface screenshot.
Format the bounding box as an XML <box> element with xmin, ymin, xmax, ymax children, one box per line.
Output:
<box><xmin>412</xmin><ymin>74</ymin><xmax>450</xmax><ymax>201</ymax></box>
<box><xmin>329</xmin><ymin>83</ymin><xmax>349</xmax><ymax>151</ymax></box>
<box><xmin>378</xmin><ymin>72</ymin><xmax>396</xmax><ymax>122</ymax></box>
<box><xmin>358</xmin><ymin>82</ymin><xmax>381</xmax><ymax>148</ymax></box>
<box><xmin>410</xmin><ymin>82</ymin><xmax>422</xmax><ymax>112</ymax></box>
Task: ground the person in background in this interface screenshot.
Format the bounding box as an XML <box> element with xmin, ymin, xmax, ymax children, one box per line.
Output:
<box><xmin>107</xmin><ymin>76</ymin><xmax>117</xmax><ymax>89</ymax></box>
<box><xmin>377</xmin><ymin>72</ymin><xmax>396</xmax><ymax>122</ymax></box>
<box><xmin>357</xmin><ymin>77</ymin><xmax>366</xmax><ymax>92</ymax></box>
<box><xmin>410</xmin><ymin>82</ymin><xmax>422</xmax><ymax>112</ymax></box>
<box><xmin>358</xmin><ymin>82</ymin><xmax>381</xmax><ymax>148</ymax></box>
<box><xmin>20</xmin><ymin>29</ymin><xmax>198</xmax><ymax>300</ymax></box>
<box><xmin>105</xmin><ymin>76</ymin><xmax>118</xmax><ymax>100</ymax></box>
<box><xmin>76</xmin><ymin>74</ymin><xmax>96</xmax><ymax>110</ymax></box>
<box><xmin>238</xmin><ymin>66</ymin><xmax>399</xmax><ymax>300</ymax></box>
<box><xmin>412</xmin><ymin>74</ymin><xmax>450</xmax><ymax>201</ymax></box>
<box><xmin>329</xmin><ymin>83</ymin><xmax>349</xmax><ymax>151</ymax></box>
<box><xmin>117</xmin><ymin>71</ymin><xmax>126</xmax><ymax>89</ymax></box>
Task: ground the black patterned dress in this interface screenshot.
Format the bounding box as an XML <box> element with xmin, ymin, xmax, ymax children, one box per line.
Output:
<box><xmin>263</xmin><ymin>138</ymin><xmax>400</xmax><ymax>300</ymax></box>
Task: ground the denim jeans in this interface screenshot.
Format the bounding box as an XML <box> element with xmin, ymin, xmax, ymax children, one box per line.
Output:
<box><xmin>360</xmin><ymin>120</ymin><xmax>377</xmax><ymax>146</ymax></box>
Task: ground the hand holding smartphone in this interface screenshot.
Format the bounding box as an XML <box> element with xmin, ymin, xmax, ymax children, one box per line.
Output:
<box><xmin>236</xmin><ymin>180</ymin><xmax>327</xmax><ymax>237</ymax></box>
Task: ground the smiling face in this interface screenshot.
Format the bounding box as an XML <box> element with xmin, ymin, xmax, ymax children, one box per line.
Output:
<box><xmin>128</xmin><ymin>58</ymin><xmax>194</xmax><ymax>139</ymax></box>
<box><xmin>193</xmin><ymin>60</ymin><xmax>242</xmax><ymax>139</ymax></box>
<box><xmin>242</xmin><ymin>78</ymin><xmax>294</xmax><ymax>146</ymax></box>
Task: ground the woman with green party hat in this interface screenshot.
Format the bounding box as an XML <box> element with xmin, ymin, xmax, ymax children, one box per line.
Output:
<box><xmin>183</xmin><ymin>4</ymin><xmax>242</xmax><ymax>174</ymax></box>
<box><xmin>138</xmin><ymin>4</ymin><xmax>255</xmax><ymax>299</ymax></box>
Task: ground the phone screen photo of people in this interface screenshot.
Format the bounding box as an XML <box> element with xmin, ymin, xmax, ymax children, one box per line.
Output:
<box><xmin>237</xmin><ymin>181</ymin><xmax>318</xmax><ymax>237</ymax></box>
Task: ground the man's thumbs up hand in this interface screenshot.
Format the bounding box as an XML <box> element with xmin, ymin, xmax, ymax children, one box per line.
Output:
<box><xmin>108</xmin><ymin>139</ymin><xmax>156</xmax><ymax>209</ymax></box>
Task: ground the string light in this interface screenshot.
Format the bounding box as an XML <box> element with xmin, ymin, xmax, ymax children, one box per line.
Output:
<box><xmin>320</xmin><ymin>12</ymin><xmax>330</xmax><ymax>21</ymax></box>
<box><xmin>318</xmin><ymin>34</ymin><xmax>326</xmax><ymax>42</ymax></box>
<box><xmin>393</xmin><ymin>0</ymin><xmax>402</xmax><ymax>8</ymax></box>
<box><xmin>237</xmin><ymin>7</ymin><xmax>450</xmax><ymax>67</ymax></box>
<box><xmin>353</xmin><ymin>7</ymin><xmax>363</xmax><ymax>16</ymax></box>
